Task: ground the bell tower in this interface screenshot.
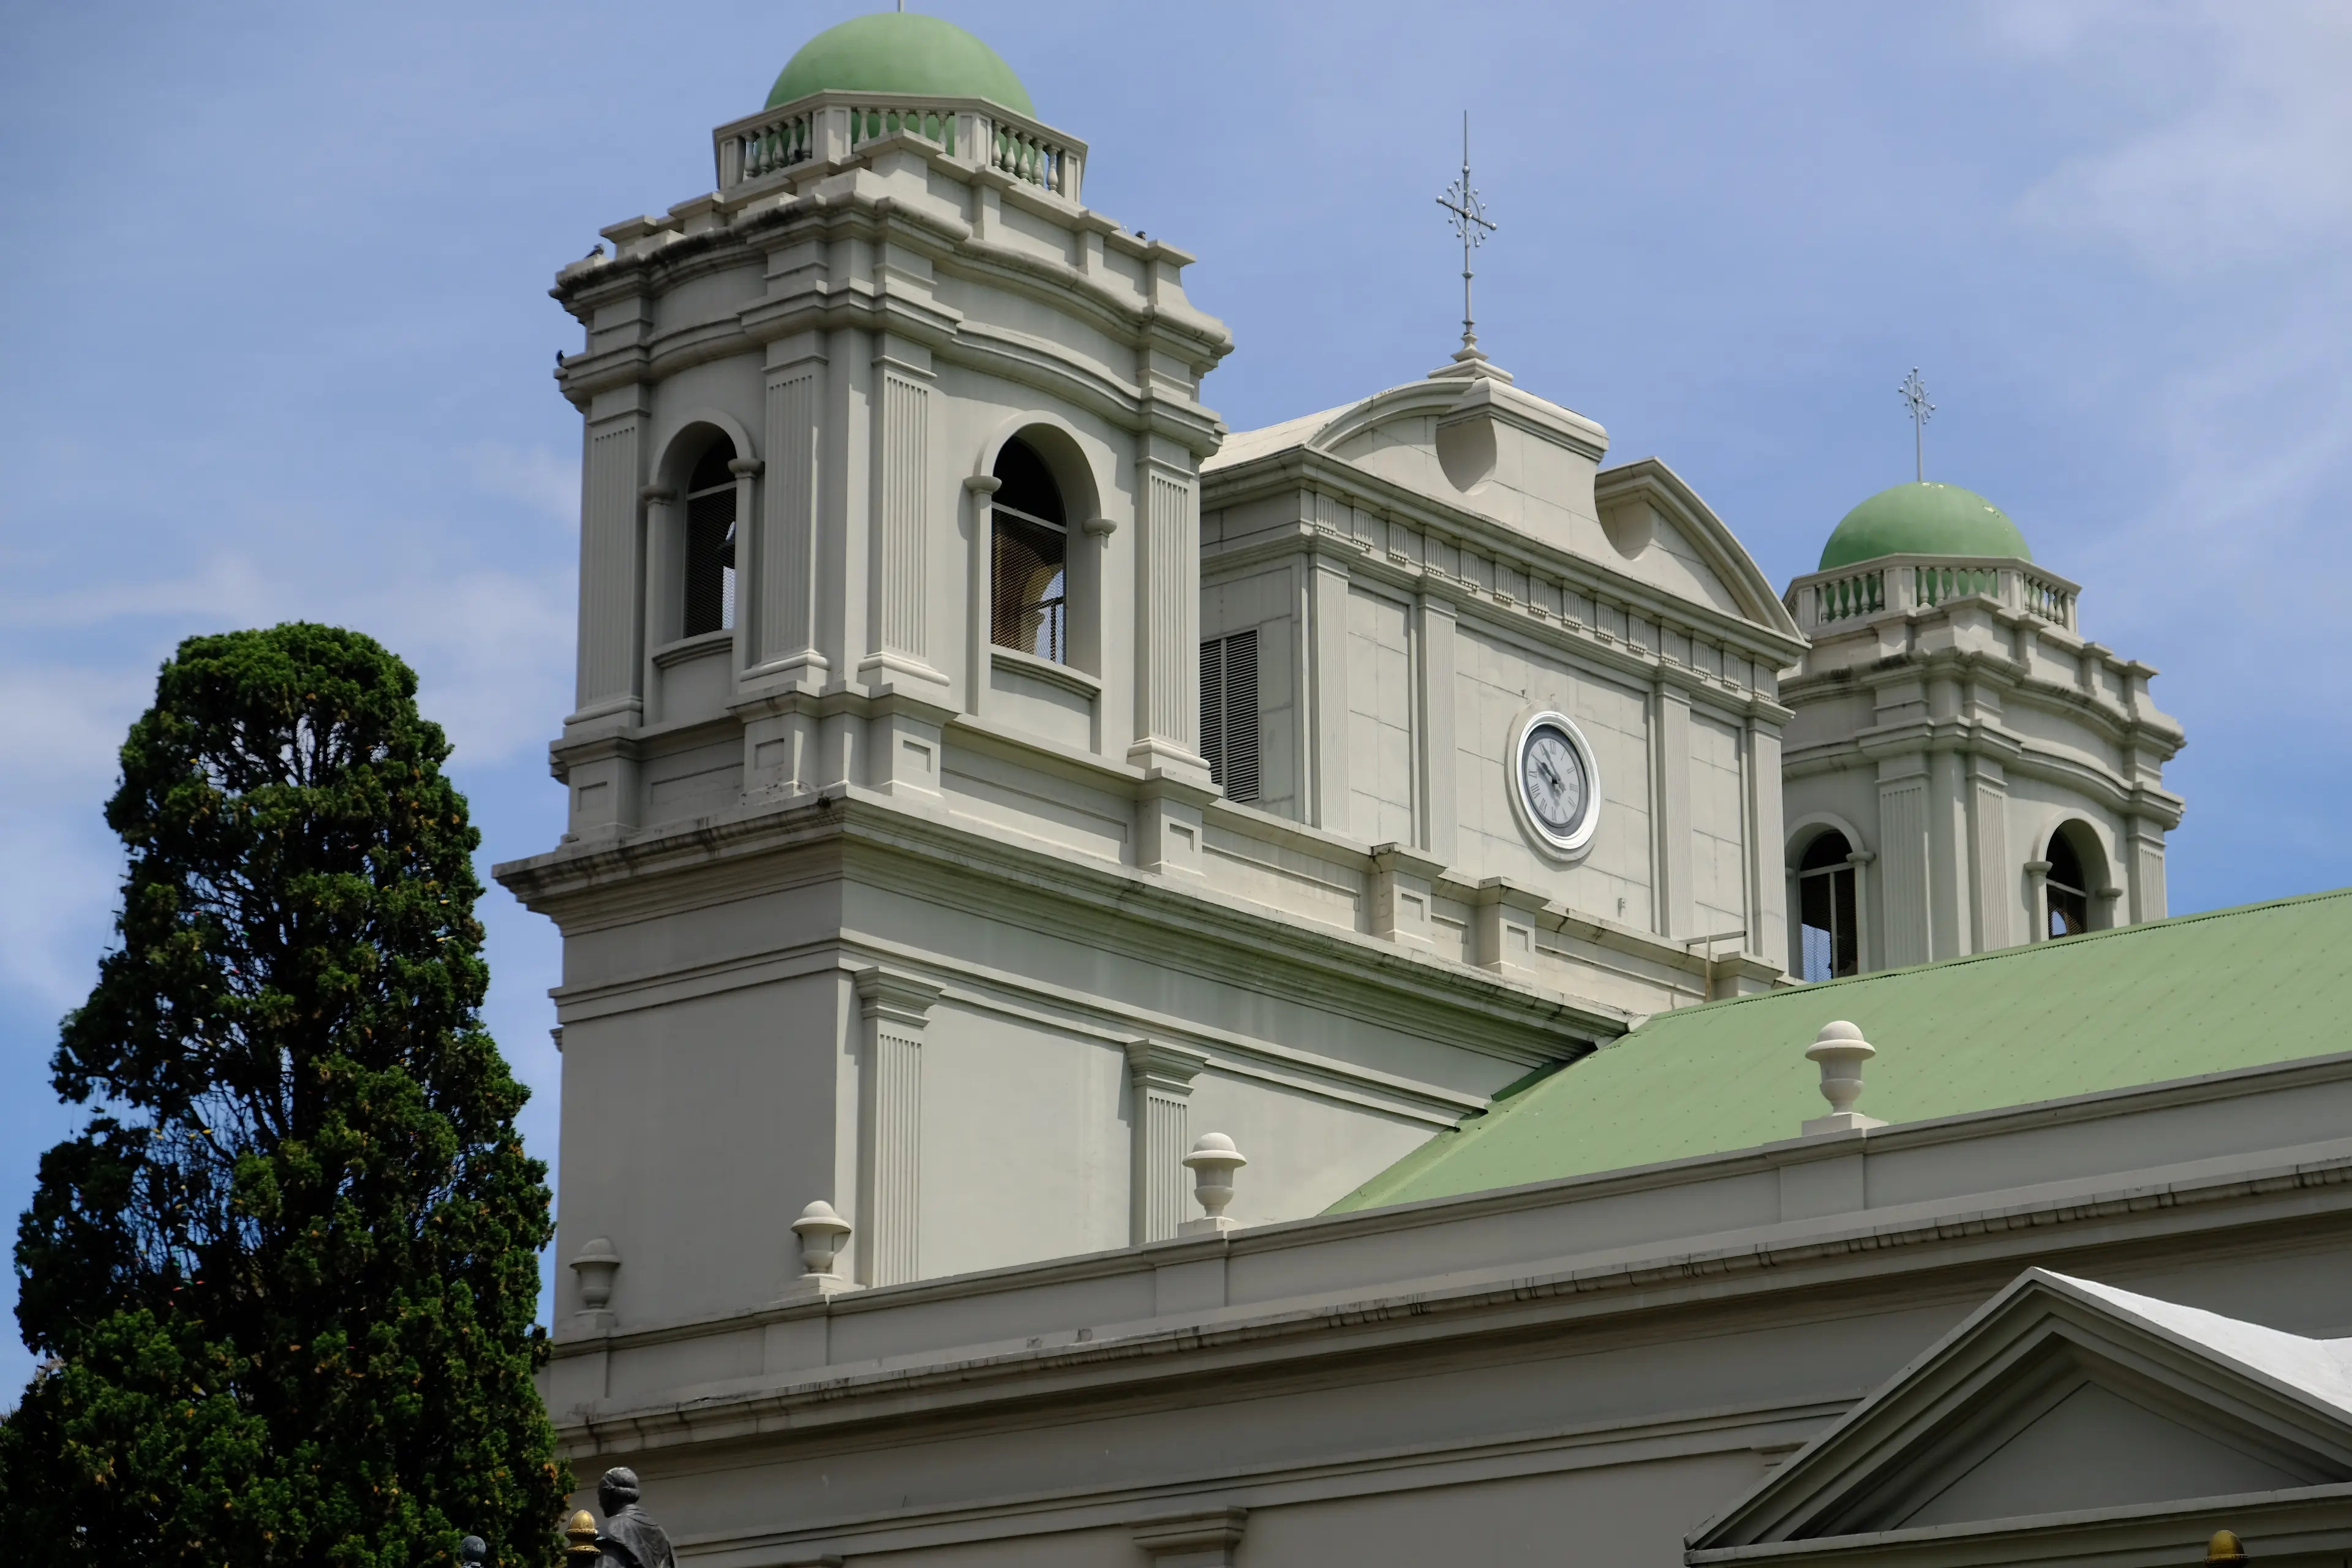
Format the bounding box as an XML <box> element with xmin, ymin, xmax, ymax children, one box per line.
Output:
<box><xmin>1779</xmin><ymin>480</ymin><xmax>2186</xmax><ymax>978</ymax></box>
<box><xmin>548</xmin><ymin>13</ymin><xmax>1229</xmax><ymax>840</ymax></box>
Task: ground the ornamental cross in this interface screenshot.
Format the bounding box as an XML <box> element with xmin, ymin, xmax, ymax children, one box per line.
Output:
<box><xmin>1899</xmin><ymin>368</ymin><xmax>1936</xmax><ymax>482</ymax></box>
<box><xmin>1436</xmin><ymin>112</ymin><xmax>1496</xmax><ymax>355</ymax></box>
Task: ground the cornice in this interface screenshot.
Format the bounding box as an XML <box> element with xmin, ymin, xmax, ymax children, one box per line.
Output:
<box><xmin>1783</xmin><ymin>728</ymin><xmax>2186</xmax><ymax>826</ymax></box>
<box><xmin>493</xmin><ymin>786</ymin><xmax>1628</xmax><ymax>1054</ymax></box>
<box><xmin>555</xmin><ymin>175</ymin><xmax>1231</xmax><ymax>418</ymax></box>
<box><xmin>546</xmin><ymin>1129</ymin><xmax>2352</xmax><ymax>1460</ymax></box>
<box><xmin>1207</xmin><ymin>519</ymin><xmax>1791</xmax><ymax>726</ymax></box>
<box><xmin>1204</xmin><ymin>451</ymin><xmax>1805</xmax><ymax>668</ymax></box>
<box><xmin>1784</xmin><ymin>644</ymin><xmax>2186</xmax><ymax>761</ymax></box>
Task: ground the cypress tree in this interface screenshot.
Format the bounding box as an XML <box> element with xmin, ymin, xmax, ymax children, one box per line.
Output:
<box><xmin>0</xmin><ymin>624</ymin><xmax>568</xmax><ymax>1566</ymax></box>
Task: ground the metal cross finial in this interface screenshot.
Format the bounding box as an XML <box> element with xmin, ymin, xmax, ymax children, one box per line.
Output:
<box><xmin>1898</xmin><ymin>368</ymin><xmax>1935</xmax><ymax>482</ymax></box>
<box><xmin>1436</xmin><ymin>112</ymin><xmax>1497</xmax><ymax>355</ymax></box>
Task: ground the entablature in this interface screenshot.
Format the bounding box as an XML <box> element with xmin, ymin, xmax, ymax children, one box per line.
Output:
<box><xmin>1205</xmin><ymin>448</ymin><xmax>1806</xmax><ymax>690</ymax></box>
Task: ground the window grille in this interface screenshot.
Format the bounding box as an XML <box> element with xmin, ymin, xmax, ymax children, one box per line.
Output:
<box><xmin>1199</xmin><ymin>629</ymin><xmax>1259</xmax><ymax>804</ymax></box>
<box><xmin>683</xmin><ymin>439</ymin><xmax>737</xmax><ymax>637</ymax></box>
<box><xmin>1796</xmin><ymin>829</ymin><xmax>1858</xmax><ymax>981</ymax></box>
<box><xmin>990</xmin><ymin>507</ymin><xmax>1065</xmax><ymax>662</ymax></box>
<box><xmin>989</xmin><ymin>437</ymin><xmax>1068</xmax><ymax>663</ymax></box>
<box><xmin>2046</xmin><ymin>830</ymin><xmax>2090</xmax><ymax>937</ymax></box>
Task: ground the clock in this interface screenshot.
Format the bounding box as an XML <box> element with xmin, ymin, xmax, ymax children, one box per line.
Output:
<box><xmin>1513</xmin><ymin>710</ymin><xmax>1601</xmax><ymax>856</ymax></box>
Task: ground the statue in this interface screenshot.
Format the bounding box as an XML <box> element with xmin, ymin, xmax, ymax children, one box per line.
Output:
<box><xmin>594</xmin><ymin>1466</ymin><xmax>676</xmax><ymax>1568</ymax></box>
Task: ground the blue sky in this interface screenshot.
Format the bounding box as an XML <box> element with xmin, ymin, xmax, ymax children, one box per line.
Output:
<box><xmin>2</xmin><ymin>2</ymin><xmax>2347</xmax><ymax>1395</ymax></box>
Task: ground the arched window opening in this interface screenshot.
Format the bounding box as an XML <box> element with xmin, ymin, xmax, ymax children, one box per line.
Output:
<box><xmin>682</xmin><ymin>437</ymin><xmax>737</xmax><ymax>638</ymax></box>
<box><xmin>2046</xmin><ymin>828</ymin><xmax>2091</xmax><ymax>938</ymax></box>
<box><xmin>1797</xmin><ymin>829</ymin><xmax>1859</xmax><ymax>982</ymax></box>
<box><xmin>990</xmin><ymin>437</ymin><xmax>1066</xmax><ymax>663</ymax></box>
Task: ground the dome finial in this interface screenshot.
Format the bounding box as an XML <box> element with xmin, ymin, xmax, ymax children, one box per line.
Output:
<box><xmin>1898</xmin><ymin>368</ymin><xmax>1935</xmax><ymax>483</ymax></box>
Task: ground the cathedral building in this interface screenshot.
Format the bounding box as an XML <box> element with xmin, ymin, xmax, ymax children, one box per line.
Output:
<box><xmin>494</xmin><ymin>18</ymin><xmax>2352</xmax><ymax>1568</ymax></box>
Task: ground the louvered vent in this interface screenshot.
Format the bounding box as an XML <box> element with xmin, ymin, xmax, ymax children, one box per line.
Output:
<box><xmin>1198</xmin><ymin>629</ymin><xmax>1259</xmax><ymax>804</ymax></box>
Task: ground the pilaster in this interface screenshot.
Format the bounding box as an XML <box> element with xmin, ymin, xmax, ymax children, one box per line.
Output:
<box><xmin>2125</xmin><ymin>816</ymin><xmax>2169</xmax><ymax>924</ymax></box>
<box><xmin>1128</xmin><ymin>443</ymin><xmax>1211</xmax><ymax>784</ymax></box>
<box><xmin>1966</xmin><ymin>755</ymin><xmax>2011</xmax><ymax>952</ymax></box>
<box><xmin>573</xmin><ymin>389</ymin><xmax>650</xmax><ymax>725</ymax></box>
<box><xmin>1928</xmin><ymin>745</ymin><xmax>1968</xmax><ymax>959</ymax></box>
<box><xmin>859</xmin><ymin>342</ymin><xmax>950</xmax><ymax>700</ymax></box>
<box><xmin>1653</xmin><ymin>684</ymin><xmax>1694</xmax><ymax>938</ymax></box>
<box><xmin>854</xmin><ymin>968</ymin><xmax>941</xmax><ymax>1287</ymax></box>
<box><xmin>1744</xmin><ymin>716</ymin><xmax>1786</xmax><ymax>967</ymax></box>
<box><xmin>1125</xmin><ymin>1039</ymin><xmax>1208</xmax><ymax>1245</ymax></box>
<box><xmin>751</xmin><ymin>349</ymin><xmax>824</xmax><ymax>680</ymax></box>
<box><xmin>1877</xmin><ymin>758</ymin><xmax>1932</xmax><ymax>969</ymax></box>
<box><xmin>962</xmin><ymin>475</ymin><xmax>1000</xmax><ymax>717</ymax></box>
<box><xmin>1416</xmin><ymin>595</ymin><xmax>1458</xmax><ymax>864</ymax></box>
<box><xmin>1308</xmin><ymin>552</ymin><xmax>1352</xmax><ymax>834</ymax></box>
<box><xmin>728</xmin><ymin>454</ymin><xmax>764</xmax><ymax>674</ymax></box>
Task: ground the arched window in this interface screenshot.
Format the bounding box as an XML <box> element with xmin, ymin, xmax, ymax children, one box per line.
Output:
<box><xmin>990</xmin><ymin>437</ymin><xmax>1066</xmax><ymax>663</ymax></box>
<box><xmin>1797</xmin><ymin>829</ymin><xmax>1859</xmax><ymax>982</ymax></box>
<box><xmin>682</xmin><ymin>437</ymin><xmax>737</xmax><ymax>638</ymax></box>
<box><xmin>2046</xmin><ymin>828</ymin><xmax>2090</xmax><ymax>937</ymax></box>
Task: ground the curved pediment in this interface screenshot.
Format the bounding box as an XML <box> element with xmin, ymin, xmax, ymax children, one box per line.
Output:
<box><xmin>1207</xmin><ymin>367</ymin><xmax>1798</xmax><ymax>642</ymax></box>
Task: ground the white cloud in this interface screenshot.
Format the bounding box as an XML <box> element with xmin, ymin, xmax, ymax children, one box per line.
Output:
<box><xmin>464</xmin><ymin>442</ymin><xmax>581</xmax><ymax>529</ymax></box>
<box><xmin>0</xmin><ymin>542</ymin><xmax>573</xmax><ymax>1012</ymax></box>
<box><xmin>2005</xmin><ymin>2</ymin><xmax>2352</xmax><ymax>272</ymax></box>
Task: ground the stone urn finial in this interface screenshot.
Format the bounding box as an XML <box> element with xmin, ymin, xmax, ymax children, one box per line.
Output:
<box><xmin>1180</xmin><ymin>1133</ymin><xmax>1248</xmax><ymax>1235</ymax></box>
<box><xmin>1803</xmin><ymin>1021</ymin><xmax>1887</xmax><ymax>1136</ymax></box>
<box><xmin>568</xmin><ymin>1237</ymin><xmax>621</xmax><ymax>1329</ymax></box>
<box><xmin>785</xmin><ymin>1200</ymin><xmax>860</xmax><ymax>1298</ymax></box>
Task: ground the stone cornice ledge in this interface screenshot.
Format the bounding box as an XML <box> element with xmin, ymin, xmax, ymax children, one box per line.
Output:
<box><xmin>1685</xmin><ymin>1482</ymin><xmax>2352</xmax><ymax>1568</ymax></box>
<box><xmin>495</xmin><ymin>785</ymin><xmax>1627</xmax><ymax>1051</ymax></box>
<box><xmin>552</xmin><ymin>1132</ymin><xmax>2352</xmax><ymax>1456</ymax></box>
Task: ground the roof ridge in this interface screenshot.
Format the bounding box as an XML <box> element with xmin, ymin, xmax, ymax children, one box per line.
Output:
<box><xmin>1595</xmin><ymin>883</ymin><xmax>2352</xmax><ymax>1049</ymax></box>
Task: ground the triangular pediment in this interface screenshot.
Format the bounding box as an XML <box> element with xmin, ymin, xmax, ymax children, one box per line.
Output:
<box><xmin>1694</xmin><ymin>1270</ymin><xmax>2352</xmax><ymax>1548</ymax></box>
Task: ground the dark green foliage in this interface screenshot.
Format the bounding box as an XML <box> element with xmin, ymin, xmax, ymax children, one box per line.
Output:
<box><xmin>0</xmin><ymin>624</ymin><xmax>568</xmax><ymax>1565</ymax></box>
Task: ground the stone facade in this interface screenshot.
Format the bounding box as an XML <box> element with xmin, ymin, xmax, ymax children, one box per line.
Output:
<box><xmin>498</xmin><ymin>48</ymin><xmax>1809</xmax><ymax>1332</ymax></box>
<box><xmin>1780</xmin><ymin>554</ymin><xmax>2184</xmax><ymax>974</ymax></box>
<box><xmin>500</xmin><ymin>21</ymin><xmax>2257</xmax><ymax>1568</ymax></box>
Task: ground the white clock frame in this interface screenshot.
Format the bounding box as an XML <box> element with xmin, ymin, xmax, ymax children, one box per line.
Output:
<box><xmin>1510</xmin><ymin>709</ymin><xmax>1603</xmax><ymax>858</ymax></box>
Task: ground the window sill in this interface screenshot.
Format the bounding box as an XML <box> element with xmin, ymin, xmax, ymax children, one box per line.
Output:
<box><xmin>991</xmin><ymin>644</ymin><xmax>1100</xmax><ymax>700</ymax></box>
<box><xmin>652</xmin><ymin>629</ymin><xmax>734</xmax><ymax>668</ymax></box>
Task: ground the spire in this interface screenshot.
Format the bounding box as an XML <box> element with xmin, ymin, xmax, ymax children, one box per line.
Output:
<box><xmin>1432</xmin><ymin>112</ymin><xmax>1506</xmax><ymax>381</ymax></box>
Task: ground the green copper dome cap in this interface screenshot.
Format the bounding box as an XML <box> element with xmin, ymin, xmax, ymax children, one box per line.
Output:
<box><xmin>766</xmin><ymin>13</ymin><xmax>1036</xmax><ymax>118</ymax></box>
<box><xmin>1818</xmin><ymin>481</ymin><xmax>2032</xmax><ymax>571</ymax></box>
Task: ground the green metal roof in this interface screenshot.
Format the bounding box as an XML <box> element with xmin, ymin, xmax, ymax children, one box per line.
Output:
<box><xmin>1818</xmin><ymin>481</ymin><xmax>2031</xmax><ymax>571</ymax></box>
<box><xmin>766</xmin><ymin>13</ymin><xmax>1036</xmax><ymax>117</ymax></box>
<box><xmin>1332</xmin><ymin>888</ymin><xmax>2352</xmax><ymax>1214</ymax></box>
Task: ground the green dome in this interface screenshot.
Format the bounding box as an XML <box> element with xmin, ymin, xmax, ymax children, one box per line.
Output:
<box><xmin>766</xmin><ymin>13</ymin><xmax>1035</xmax><ymax>117</ymax></box>
<box><xmin>1819</xmin><ymin>481</ymin><xmax>2032</xmax><ymax>571</ymax></box>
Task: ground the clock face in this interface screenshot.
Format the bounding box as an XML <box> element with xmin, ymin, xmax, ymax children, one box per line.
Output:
<box><xmin>1521</xmin><ymin>726</ymin><xmax>1587</xmax><ymax>833</ymax></box>
<box><xmin>1515</xmin><ymin>714</ymin><xmax>1599</xmax><ymax>853</ymax></box>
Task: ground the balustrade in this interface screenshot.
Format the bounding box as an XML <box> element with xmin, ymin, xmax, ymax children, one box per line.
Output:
<box><xmin>1813</xmin><ymin>569</ymin><xmax>1883</xmax><ymax>625</ymax></box>
<box><xmin>2019</xmin><ymin>571</ymin><xmax>2075</xmax><ymax>628</ymax></box>
<box><xmin>713</xmin><ymin>93</ymin><xmax>1087</xmax><ymax>203</ymax></box>
<box><xmin>1913</xmin><ymin>564</ymin><xmax>1999</xmax><ymax>609</ymax></box>
<box><xmin>736</xmin><ymin>110</ymin><xmax>813</xmax><ymax>181</ymax></box>
<box><xmin>1788</xmin><ymin>555</ymin><xmax>2084</xmax><ymax>636</ymax></box>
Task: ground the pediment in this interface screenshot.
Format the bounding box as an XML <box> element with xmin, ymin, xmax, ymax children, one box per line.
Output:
<box><xmin>1205</xmin><ymin>370</ymin><xmax>1801</xmax><ymax>644</ymax></box>
<box><xmin>1694</xmin><ymin>1270</ymin><xmax>2352</xmax><ymax>1548</ymax></box>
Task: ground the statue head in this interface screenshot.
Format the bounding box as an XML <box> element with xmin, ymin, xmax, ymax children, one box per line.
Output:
<box><xmin>598</xmin><ymin>1466</ymin><xmax>643</xmax><ymax>1517</ymax></box>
